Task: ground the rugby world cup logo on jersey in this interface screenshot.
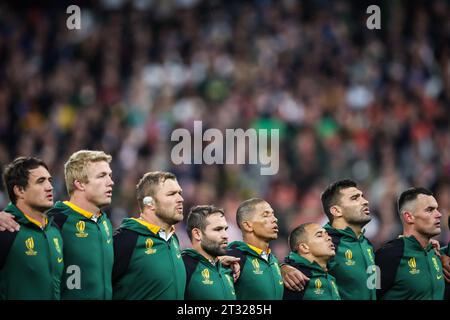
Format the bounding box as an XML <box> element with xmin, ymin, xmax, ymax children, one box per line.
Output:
<box><xmin>75</xmin><ymin>221</ymin><xmax>88</xmax><ymax>238</ymax></box>
<box><xmin>408</xmin><ymin>257</ymin><xmax>420</xmax><ymax>275</ymax></box>
<box><xmin>314</xmin><ymin>279</ymin><xmax>324</xmax><ymax>295</ymax></box>
<box><xmin>252</xmin><ymin>259</ymin><xmax>263</xmax><ymax>275</ymax></box>
<box><xmin>201</xmin><ymin>269</ymin><xmax>214</xmax><ymax>285</ymax></box>
<box><xmin>25</xmin><ymin>237</ymin><xmax>37</xmax><ymax>256</ymax></box>
<box><xmin>345</xmin><ymin>249</ymin><xmax>355</xmax><ymax>266</ymax></box>
<box><xmin>145</xmin><ymin>238</ymin><xmax>156</xmax><ymax>254</ymax></box>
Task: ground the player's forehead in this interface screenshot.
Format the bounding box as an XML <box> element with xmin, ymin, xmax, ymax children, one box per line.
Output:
<box><xmin>86</xmin><ymin>161</ymin><xmax>111</xmax><ymax>174</ymax></box>
<box><xmin>339</xmin><ymin>187</ymin><xmax>362</xmax><ymax>198</ymax></box>
<box><xmin>255</xmin><ymin>201</ymin><xmax>273</xmax><ymax>213</ymax></box>
<box><xmin>159</xmin><ymin>178</ymin><xmax>182</xmax><ymax>193</ymax></box>
<box><xmin>28</xmin><ymin>166</ymin><xmax>51</xmax><ymax>180</ymax></box>
<box><xmin>205</xmin><ymin>213</ymin><xmax>227</xmax><ymax>228</ymax></box>
<box><xmin>416</xmin><ymin>194</ymin><xmax>438</xmax><ymax>209</ymax></box>
<box><xmin>306</xmin><ymin>223</ymin><xmax>325</xmax><ymax>235</ymax></box>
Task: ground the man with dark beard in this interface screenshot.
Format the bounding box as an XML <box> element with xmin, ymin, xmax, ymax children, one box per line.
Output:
<box><xmin>112</xmin><ymin>171</ymin><xmax>186</xmax><ymax>300</ymax></box>
<box><xmin>182</xmin><ymin>205</ymin><xmax>236</xmax><ymax>300</ymax></box>
<box><xmin>282</xmin><ymin>179</ymin><xmax>376</xmax><ymax>300</ymax></box>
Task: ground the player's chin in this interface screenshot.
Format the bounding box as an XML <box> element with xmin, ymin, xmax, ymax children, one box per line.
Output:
<box><xmin>430</xmin><ymin>227</ymin><xmax>441</xmax><ymax>236</ymax></box>
<box><xmin>39</xmin><ymin>202</ymin><xmax>54</xmax><ymax>211</ymax></box>
<box><xmin>173</xmin><ymin>213</ymin><xmax>184</xmax><ymax>222</ymax></box>
<box><xmin>98</xmin><ymin>198</ymin><xmax>112</xmax><ymax>207</ymax></box>
<box><xmin>269</xmin><ymin>233</ymin><xmax>278</xmax><ymax>240</ymax></box>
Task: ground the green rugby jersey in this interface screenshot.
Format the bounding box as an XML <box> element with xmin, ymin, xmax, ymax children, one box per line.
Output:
<box><xmin>112</xmin><ymin>217</ymin><xmax>186</xmax><ymax>300</ymax></box>
<box><xmin>376</xmin><ymin>235</ymin><xmax>445</xmax><ymax>300</ymax></box>
<box><xmin>324</xmin><ymin>223</ymin><xmax>377</xmax><ymax>300</ymax></box>
<box><xmin>0</xmin><ymin>203</ymin><xmax>64</xmax><ymax>300</ymax></box>
<box><xmin>182</xmin><ymin>248</ymin><xmax>236</xmax><ymax>300</ymax></box>
<box><xmin>47</xmin><ymin>201</ymin><xmax>114</xmax><ymax>300</ymax></box>
<box><xmin>227</xmin><ymin>241</ymin><xmax>283</xmax><ymax>300</ymax></box>
<box><xmin>283</xmin><ymin>252</ymin><xmax>341</xmax><ymax>300</ymax></box>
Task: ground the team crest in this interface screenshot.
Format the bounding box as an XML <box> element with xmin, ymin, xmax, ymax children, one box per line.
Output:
<box><xmin>25</xmin><ymin>237</ymin><xmax>37</xmax><ymax>256</ymax></box>
<box><xmin>345</xmin><ymin>249</ymin><xmax>355</xmax><ymax>266</ymax></box>
<box><xmin>252</xmin><ymin>259</ymin><xmax>263</xmax><ymax>275</ymax></box>
<box><xmin>75</xmin><ymin>221</ymin><xmax>88</xmax><ymax>238</ymax></box>
<box><xmin>408</xmin><ymin>257</ymin><xmax>420</xmax><ymax>275</ymax></box>
<box><xmin>314</xmin><ymin>279</ymin><xmax>324</xmax><ymax>295</ymax></box>
<box><xmin>201</xmin><ymin>269</ymin><xmax>214</xmax><ymax>285</ymax></box>
<box><xmin>145</xmin><ymin>238</ymin><xmax>156</xmax><ymax>254</ymax></box>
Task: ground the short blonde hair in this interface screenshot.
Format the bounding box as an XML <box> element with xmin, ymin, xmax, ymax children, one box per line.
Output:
<box><xmin>64</xmin><ymin>150</ymin><xmax>112</xmax><ymax>195</ymax></box>
<box><xmin>136</xmin><ymin>171</ymin><xmax>176</xmax><ymax>211</ymax></box>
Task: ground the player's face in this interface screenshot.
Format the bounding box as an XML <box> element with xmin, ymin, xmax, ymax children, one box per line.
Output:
<box><xmin>200</xmin><ymin>213</ymin><xmax>229</xmax><ymax>257</ymax></box>
<box><xmin>84</xmin><ymin>161</ymin><xmax>114</xmax><ymax>208</ymax></box>
<box><xmin>250</xmin><ymin>201</ymin><xmax>279</xmax><ymax>241</ymax></box>
<box><xmin>304</xmin><ymin>224</ymin><xmax>335</xmax><ymax>259</ymax></box>
<box><xmin>154</xmin><ymin>179</ymin><xmax>184</xmax><ymax>225</ymax></box>
<box><xmin>412</xmin><ymin>194</ymin><xmax>442</xmax><ymax>238</ymax></box>
<box><xmin>336</xmin><ymin>187</ymin><xmax>371</xmax><ymax>227</ymax></box>
<box><xmin>22</xmin><ymin>166</ymin><xmax>54</xmax><ymax>211</ymax></box>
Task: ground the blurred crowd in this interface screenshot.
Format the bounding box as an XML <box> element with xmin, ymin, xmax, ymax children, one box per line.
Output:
<box><xmin>1</xmin><ymin>0</ymin><xmax>449</xmax><ymax>259</ymax></box>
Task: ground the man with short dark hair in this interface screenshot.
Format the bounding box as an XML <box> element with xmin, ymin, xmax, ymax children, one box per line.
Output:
<box><xmin>376</xmin><ymin>187</ymin><xmax>445</xmax><ymax>300</ymax></box>
<box><xmin>282</xmin><ymin>179</ymin><xmax>376</xmax><ymax>300</ymax></box>
<box><xmin>0</xmin><ymin>157</ymin><xmax>64</xmax><ymax>299</ymax></box>
<box><xmin>284</xmin><ymin>223</ymin><xmax>340</xmax><ymax>300</ymax></box>
<box><xmin>182</xmin><ymin>205</ymin><xmax>236</xmax><ymax>300</ymax></box>
<box><xmin>227</xmin><ymin>198</ymin><xmax>284</xmax><ymax>300</ymax></box>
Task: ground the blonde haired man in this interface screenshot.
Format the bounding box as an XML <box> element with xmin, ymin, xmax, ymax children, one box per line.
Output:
<box><xmin>51</xmin><ymin>150</ymin><xmax>115</xmax><ymax>299</ymax></box>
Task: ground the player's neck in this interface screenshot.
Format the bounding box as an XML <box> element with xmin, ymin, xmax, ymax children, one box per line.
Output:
<box><xmin>302</xmin><ymin>253</ymin><xmax>327</xmax><ymax>271</ymax></box>
<box><xmin>140</xmin><ymin>212</ymin><xmax>173</xmax><ymax>233</ymax></box>
<box><xmin>332</xmin><ymin>220</ymin><xmax>363</xmax><ymax>238</ymax></box>
<box><xmin>243</xmin><ymin>235</ymin><xmax>270</xmax><ymax>252</ymax></box>
<box><xmin>403</xmin><ymin>229</ymin><xmax>430</xmax><ymax>248</ymax></box>
<box><xmin>16</xmin><ymin>202</ymin><xmax>47</xmax><ymax>226</ymax></box>
<box><xmin>69</xmin><ymin>194</ymin><xmax>101</xmax><ymax>217</ymax></box>
<box><xmin>193</xmin><ymin>243</ymin><xmax>217</xmax><ymax>263</ymax></box>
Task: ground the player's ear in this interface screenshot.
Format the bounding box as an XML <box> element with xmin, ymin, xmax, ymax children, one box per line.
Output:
<box><xmin>73</xmin><ymin>179</ymin><xmax>85</xmax><ymax>191</ymax></box>
<box><xmin>241</xmin><ymin>220</ymin><xmax>253</xmax><ymax>233</ymax></box>
<box><xmin>402</xmin><ymin>211</ymin><xmax>414</xmax><ymax>224</ymax></box>
<box><xmin>330</xmin><ymin>205</ymin><xmax>342</xmax><ymax>219</ymax></box>
<box><xmin>13</xmin><ymin>185</ymin><xmax>25</xmax><ymax>199</ymax></box>
<box><xmin>191</xmin><ymin>228</ymin><xmax>202</xmax><ymax>241</ymax></box>
<box><xmin>298</xmin><ymin>243</ymin><xmax>309</xmax><ymax>254</ymax></box>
